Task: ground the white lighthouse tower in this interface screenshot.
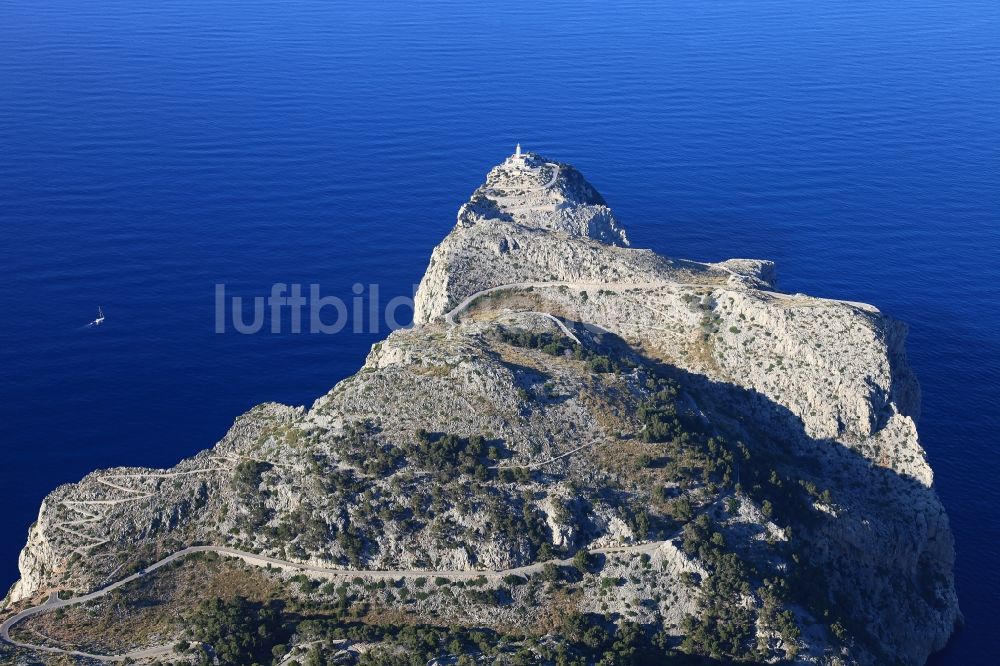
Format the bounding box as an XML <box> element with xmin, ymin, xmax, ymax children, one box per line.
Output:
<box><xmin>511</xmin><ymin>143</ymin><xmax>526</xmax><ymax>165</ymax></box>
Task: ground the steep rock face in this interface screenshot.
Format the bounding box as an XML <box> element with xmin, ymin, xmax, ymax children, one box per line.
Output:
<box><xmin>5</xmin><ymin>152</ymin><xmax>959</xmax><ymax>665</ymax></box>
<box><xmin>9</xmin><ymin>511</ymin><xmax>55</xmax><ymax>605</ymax></box>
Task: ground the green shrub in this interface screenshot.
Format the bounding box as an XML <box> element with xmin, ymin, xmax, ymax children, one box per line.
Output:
<box><xmin>186</xmin><ymin>596</ymin><xmax>284</xmax><ymax>666</ymax></box>
<box><xmin>573</xmin><ymin>549</ymin><xmax>596</xmax><ymax>574</ymax></box>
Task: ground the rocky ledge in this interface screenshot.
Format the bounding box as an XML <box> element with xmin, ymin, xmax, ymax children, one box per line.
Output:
<box><xmin>3</xmin><ymin>151</ymin><xmax>960</xmax><ymax>665</ymax></box>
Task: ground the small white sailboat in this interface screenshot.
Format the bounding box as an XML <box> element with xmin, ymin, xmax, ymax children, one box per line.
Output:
<box><xmin>92</xmin><ymin>306</ymin><xmax>105</xmax><ymax>326</ymax></box>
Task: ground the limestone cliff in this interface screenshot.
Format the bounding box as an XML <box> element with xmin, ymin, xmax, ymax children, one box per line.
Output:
<box><xmin>3</xmin><ymin>152</ymin><xmax>960</xmax><ymax>665</ymax></box>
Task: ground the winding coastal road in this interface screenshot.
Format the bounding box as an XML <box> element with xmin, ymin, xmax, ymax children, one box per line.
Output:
<box><xmin>56</xmin><ymin>467</ymin><xmax>229</xmax><ymax>554</ymax></box>
<box><xmin>442</xmin><ymin>274</ymin><xmax>877</xmax><ymax>328</ymax></box>
<box><xmin>1</xmin><ymin>541</ymin><xmax>665</xmax><ymax>661</ymax></box>
<box><xmin>443</xmin><ymin>280</ymin><xmax>670</xmax><ymax>326</ymax></box>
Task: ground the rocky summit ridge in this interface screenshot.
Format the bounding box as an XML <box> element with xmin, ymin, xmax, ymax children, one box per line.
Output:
<box><xmin>2</xmin><ymin>151</ymin><xmax>960</xmax><ymax>665</ymax></box>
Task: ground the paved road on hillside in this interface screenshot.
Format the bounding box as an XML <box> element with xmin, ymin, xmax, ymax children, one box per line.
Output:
<box><xmin>443</xmin><ymin>275</ymin><xmax>877</xmax><ymax>327</ymax></box>
<box><xmin>1</xmin><ymin>541</ymin><xmax>665</xmax><ymax>661</ymax></box>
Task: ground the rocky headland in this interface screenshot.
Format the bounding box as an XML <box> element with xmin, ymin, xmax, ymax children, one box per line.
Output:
<box><xmin>1</xmin><ymin>151</ymin><xmax>960</xmax><ymax>665</ymax></box>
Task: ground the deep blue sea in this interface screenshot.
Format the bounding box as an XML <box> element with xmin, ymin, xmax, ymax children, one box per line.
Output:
<box><xmin>1</xmin><ymin>0</ymin><xmax>997</xmax><ymax>661</ymax></box>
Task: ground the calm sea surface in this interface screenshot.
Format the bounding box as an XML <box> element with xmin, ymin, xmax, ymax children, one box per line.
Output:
<box><xmin>1</xmin><ymin>0</ymin><xmax>997</xmax><ymax>661</ymax></box>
